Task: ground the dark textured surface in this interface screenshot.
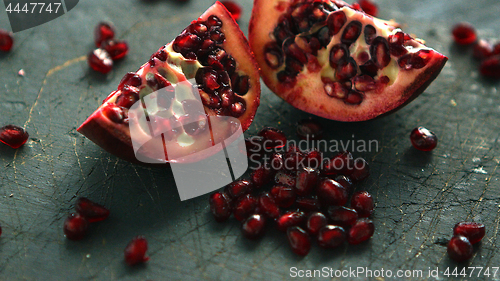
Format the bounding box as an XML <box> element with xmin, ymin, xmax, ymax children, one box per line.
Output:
<box><xmin>1</xmin><ymin>0</ymin><xmax>500</xmax><ymax>280</ymax></box>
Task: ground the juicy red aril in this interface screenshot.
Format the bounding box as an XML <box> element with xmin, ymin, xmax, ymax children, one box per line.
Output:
<box><xmin>287</xmin><ymin>226</ymin><xmax>311</xmax><ymax>256</ymax></box>
<box><xmin>94</xmin><ymin>22</ymin><xmax>115</xmax><ymax>47</ymax></box>
<box><xmin>270</xmin><ymin>152</ymin><xmax>285</xmax><ymax>171</ymax></box>
<box><xmin>295</xmin><ymin>167</ymin><xmax>319</xmax><ymax>196</ymax></box>
<box><xmin>344</xmin><ymin>90</ymin><xmax>364</xmax><ymax>105</ymax></box>
<box><xmin>172</xmin><ymin>33</ymin><xmax>202</xmax><ymax>54</ymax></box>
<box><xmin>360</xmin><ymin>60</ymin><xmax>379</xmax><ymax>76</ymax></box>
<box><xmin>388</xmin><ymin>31</ymin><xmax>408</xmax><ymax>57</ymax></box>
<box><xmin>324</xmin><ymin>81</ymin><xmax>348</xmax><ymax>99</ymax></box>
<box><xmin>63</xmin><ymin>213</ymin><xmax>89</xmax><ymax>240</ymax></box>
<box><xmin>276</xmin><ymin>211</ymin><xmax>306</xmax><ymax>232</ymax></box>
<box><xmin>370</xmin><ymin>37</ymin><xmax>390</xmax><ymax>68</ymax></box>
<box><xmin>0</xmin><ymin>125</ymin><xmax>29</xmax><ymax>149</ymax></box>
<box><xmin>305</xmin><ymin>149</ymin><xmax>323</xmax><ymax>169</ymax></box>
<box><xmin>317</xmin><ymin>225</ymin><xmax>346</xmax><ymax>249</ymax></box>
<box><xmin>447</xmin><ymin>235</ymin><xmax>473</xmax><ymax>262</ymax></box>
<box><xmin>295</xmin><ymin>196</ymin><xmax>321</xmax><ymax>211</ymax></box>
<box><xmin>358</xmin><ymin>0</ymin><xmax>378</xmax><ymax>17</ymax></box>
<box><xmin>410</xmin><ymin>126</ymin><xmax>438</xmax><ymax>151</ymax></box>
<box><xmin>251</xmin><ymin>165</ymin><xmax>274</xmax><ymax>188</ymax></box>
<box><xmin>274</xmin><ymin>171</ymin><xmax>297</xmax><ymax>187</ymax></box>
<box><xmin>220</xmin><ymin>1</ymin><xmax>242</xmax><ymax>21</ymax></box>
<box><xmin>334</xmin><ymin>175</ymin><xmax>353</xmax><ymax>190</ymax></box>
<box><xmin>364</xmin><ymin>24</ymin><xmax>377</xmax><ymax>44</ymax></box>
<box><xmin>0</xmin><ymin>29</ymin><xmax>14</xmax><ymax>52</ymax></box>
<box><xmin>353</xmin><ymin>75</ymin><xmax>377</xmax><ymax>92</ymax></box>
<box><xmin>118</xmin><ymin>72</ymin><xmax>142</xmax><ymax>90</ymax></box>
<box><xmin>224</xmin><ymin>179</ymin><xmax>253</xmax><ymax>199</ymax></box>
<box><xmin>452</xmin><ymin>22</ymin><xmax>477</xmax><ymax>45</ymax></box>
<box><xmin>349</xmin><ymin>158</ymin><xmax>370</xmax><ymax>182</ymax></box>
<box><xmin>453</xmin><ymin>222</ymin><xmax>485</xmax><ymax>245</ymax></box>
<box><xmin>209</xmin><ymin>192</ymin><xmax>232</xmax><ymax>222</ymax></box>
<box><xmin>479</xmin><ymin>55</ymin><xmax>500</xmax><ymax>79</ymax></box>
<box><xmin>351</xmin><ymin>191</ymin><xmax>374</xmax><ymax>217</ymax></box>
<box><xmin>328</xmin><ymin>206</ymin><xmax>358</xmax><ymax>228</ymax></box>
<box><xmin>327</xmin><ymin>10</ymin><xmax>347</xmax><ymax>36</ymax></box>
<box><xmin>306</xmin><ymin>212</ymin><xmax>328</xmax><ymax>236</ymax></box>
<box><xmin>88</xmin><ymin>49</ymin><xmax>113</xmax><ymax>74</ymax></box>
<box><xmin>75</xmin><ymin>197</ymin><xmax>110</xmax><ymax>223</ymax></box>
<box><xmin>231</xmin><ymin>97</ymin><xmax>247</xmax><ymax>117</ymax></box>
<box><xmin>258</xmin><ymin>127</ymin><xmax>286</xmax><ymax>149</ymax></box>
<box><xmin>264</xmin><ymin>42</ymin><xmax>284</xmax><ymax>69</ymax></box>
<box><xmin>115</xmin><ymin>86</ymin><xmax>140</xmax><ymax>108</ymax></box>
<box><xmin>234</xmin><ymin>75</ymin><xmax>250</xmax><ymax>95</ymax></box>
<box><xmin>296</xmin><ymin>118</ymin><xmax>323</xmax><ymax>140</ymax></box>
<box><xmin>258</xmin><ymin>192</ymin><xmax>281</xmax><ymax>219</ymax></box>
<box><xmin>322</xmin><ymin>150</ymin><xmax>354</xmax><ymax>175</ymax></box>
<box><xmin>270</xmin><ymin>185</ymin><xmax>296</xmax><ymax>208</ymax></box>
<box><xmin>317</xmin><ymin>178</ymin><xmax>348</xmax><ymax>206</ymax></box>
<box><xmin>348</xmin><ymin>218</ymin><xmax>375</xmax><ymax>244</ymax></box>
<box><xmin>234</xmin><ymin>194</ymin><xmax>257</xmax><ymax>221</ymax></box>
<box><xmin>329</xmin><ymin>44</ymin><xmax>349</xmax><ymax>69</ymax></box>
<box><xmin>124</xmin><ymin>236</ymin><xmax>149</xmax><ymax>266</ymax></box>
<box><xmin>473</xmin><ymin>40</ymin><xmax>493</xmax><ymax>60</ymax></box>
<box><xmin>341</xmin><ymin>21</ymin><xmax>362</xmax><ymax>46</ymax></box>
<box><xmin>398</xmin><ymin>50</ymin><xmax>432</xmax><ymax>70</ymax></box>
<box><xmin>102</xmin><ymin>104</ymin><xmax>125</xmax><ymax>123</ymax></box>
<box><xmin>102</xmin><ymin>40</ymin><xmax>129</xmax><ymax>60</ymax></box>
<box><xmin>242</xmin><ymin>214</ymin><xmax>266</xmax><ymax>239</ymax></box>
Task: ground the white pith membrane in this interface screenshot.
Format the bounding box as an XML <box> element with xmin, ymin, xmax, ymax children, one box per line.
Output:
<box><xmin>249</xmin><ymin>0</ymin><xmax>447</xmax><ymax>121</ymax></box>
<box><xmin>78</xmin><ymin>2</ymin><xmax>260</xmax><ymax>164</ymax></box>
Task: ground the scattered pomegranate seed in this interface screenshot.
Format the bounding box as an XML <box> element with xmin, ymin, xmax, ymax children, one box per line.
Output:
<box><xmin>348</xmin><ymin>158</ymin><xmax>370</xmax><ymax>182</ymax></box>
<box><xmin>220</xmin><ymin>1</ymin><xmax>242</xmax><ymax>22</ymax></box>
<box><xmin>233</xmin><ymin>194</ymin><xmax>257</xmax><ymax>221</ymax></box>
<box><xmin>242</xmin><ymin>214</ymin><xmax>266</xmax><ymax>239</ymax></box>
<box><xmin>224</xmin><ymin>179</ymin><xmax>253</xmax><ymax>199</ymax></box>
<box><xmin>351</xmin><ymin>191</ymin><xmax>374</xmax><ymax>217</ymax></box>
<box><xmin>276</xmin><ymin>211</ymin><xmax>306</xmax><ymax>232</ymax></box>
<box><xmin>258</xmin><ymin>192</ymin><xmax>281</xmax><ymax>219</ymax></box>
<box><xmin>0</xmin><ymin>29</ymin><xmax>14</xmax><ymax>52</ymax></box>
<box><xmin>453</xmin><ymin>222</ymin><xmax>485</xmax><ymax>244</ymax></box>
<box><xmin>334</xmin><ymin>175</ymin><xmax>352</xmax><ymax>190</ymax></box>
<box><xmin>305</xmin><ymin>149</ymin><xmax>323</xmax><ymax>169</ymax></box>
<box><xmin>451</xmin><ymin>22</ymin><xmax>477</xmax><ymax>45</ymax></box>
<box><xmin>357</xmin><ymin>0</ymin><xmax>378</xmax><ymax>17</ymax></box>
<box><xmin>88</xmin><ymin>49</ymin><xmax>113</xmax><ymax>74</ymax></box>
<box><xmin>410</xmin><ymin>127</ymin><xmax>438</xmax><ymax>151</ymax></box>
<box><xmin>316</xmin><ymin>178</ymin><xmax>348</xmax><ymax>206</ymax></box>
<box><xmin>209</xmin><ymin>192</ymin><xmax>232</xmax><ymax>222</ymax></box>
<box><xmin>75</xmin><ymin>197</ymin><xmax>110</xmax><ymax>223</ymax></box>
<box><xmin>479</xmin><ymin>55</ymin><xmax>500</xmax><ymax>79</ymax></box>
<box><xmin>473</xmin><ymin>40</ymin><xmax>493</xmax><ymax>60</ymax></box>
<box><xmin>306</xmin><ymin>212</ymin><xmax>328</xmax><ymax>236</ymax></box>
<box><xmin>63</xmin><ymin>213</ymin><xmax>89</xmax><ymax>240</ymax></box>
<box><xmin>124</xmin><ymin>236</ymin><xmax>149</xmax><ymax>266</ymax></box>
<box><xmin>0</xmin><ymin>125</ymin><xmax>29</xmax><ymax>149</ymax></box>
<box><xmin>322</xmin><ymin>150</ymin><xmax>354</xmax><ymax>175</ymax></box>
<box><xmin>94</xmin><ymin>22</ymin><xmax>115</xmax><ymax>47</ymax></box>
<box><xmin>251</xmin><ymin>165</ymin><xmax>274</xmax><ymax>188</ymax></box>
<box><xmin>270</xmin><ymin>185</ymin><xmax>296</xmax><ymax>208</ymax></box>
<box><xmin>317</xmin><ymin>225</ymin><xmax>346</xmax><ymax>248</ymax></box>
<box><xmin>295</xmin><ymin>167</ymin><xmax>319</xmax><ymax>196</ymax></box>
<box><xmin>287</xmin><ymin>226</ymin><xmax>311</xmax><ymax>256</ymax></box>
<box><xmin>102</xmin><ymin>40</ymin><xmax>129</xmax><ymax>60</ymax></box>
<box><xmin>348</xmin><ymin>218</ymin><xmax>375</xmax><ymax>244</ymax></box>
<box><xmin>296</xmin><ymin>118</ymin><xmax>324</xmax><ymax>140</ymax></box>
<box><xmin>258</xmin><ymin>127</ymin><xmax>287</xmax><ymax>149</ymax></box>
<box><xmin>328</xmin><ymin>206</ymin><xmax>358</xmax><ymax>228</ymax></box>
<box><xmin>447</xmin><ymin>235</ymin><xmax>473</xmax><ymax>262</ymax></box>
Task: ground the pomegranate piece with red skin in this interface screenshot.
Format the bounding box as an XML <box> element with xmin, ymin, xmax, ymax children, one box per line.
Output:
<box><xmin>348</xmin><ymin>158</ymin><xmax>370</xmax><ymax>182</ymax></box>
<box><xmin>94</xmin><ymin>22</ymin><xmax>115</xmax><ymax>47</ymax></box>
<box><xmin>451</xmin><ymin>22</ymin><xmax>477</xmax><ymax>45</ymax></box>
<box><xmin>0</xmin><ymin>29</ymin><xmax>14</xmax><ymax>52</ymax></box>
<box><xmin>447</xmin><ymin>235</ymin><xmax>473</xmax><ymax>262</ymax></box>
<box><xmin>287</xmin><ymin>226</ymin><xmax>311</xmax><ymax>256</ymax></box>
<box><xmin>124</xmin><ymin>236</ymin><xmax>149</xmax><ymax>266</ymax></box>
<box><xmin>63</xmin><ymin>213</ymin><xmax>89</xmax><ymax>240</ymax></box>
<box><xmin>295</xmin><ymin>167</ymin><xmax>319</xmax><ymax>196</ymax></box>
<box><xmin>350</xmin><ymin>191</ymin><xmax>374</xmax><ymax>217</ymax></box>
<box><xmin>296</xmin><ymin>118</ymin><xmax>324</xmax><ymax>140</ymax></box>
<box><xmin>357</xmin><ymin>0</ymin><xmax>378</xmax><ymax>17</ymax></box>
<box><xmin>75</xmin><ymin>197</ymin><xmax>110</xmax><ymax>223</ymax></box>
<box><xmin>224</xmin><ymin>179</ymin><xmax>253</xmax><ymax>199</ymax></box>
<box><xmin>453</xmin><ymin>222</ymin><xmax>485</xmax><ymax>245</ymax></box>
<box><xmin>209</xmin><ymin>192</ymin><xmax>232</xmax><ymax>222</ymax></box>
<box><xmin>242</xmin><ymin>214</ymin><xmax>266</xmax><ymax>239</ymax></box>
<box><xmin>348</xmin><ymin>218</ymin><xmax>375</xmax><ymax>244</ymax></box>
<box><xmin>317</xmin><ymin>225</ymin><xmax>346</xmax><ymax>248</ymax></box>
<box><xmin>0</xmin><ymin>125</ymin><xmax>29</xmax><ymax>149</ymax></box>
<box><xmin>78</xmin><ymin>3</ymin><xmax>261</xmax><ymax>164</ymax></box>
<box><xmin>276</xmin><ymin>211</ymin><xmax>306</xmax><ymax>231</ymax></box>
<box><xmin>410</xmin><ymin>127</ymin><xmax>438</xmax><ymax>151</ymax></box>
<box><xmin>306</xmin><ymin>212</ymin><xmax>328</xmax><ymax>236</ymax></box>
<box><xmin>479</xmin><ymin>55</ymin><xmax>500</xmax><ymax>79</ymax></box>
<box><xmin>234</xmin><ymin>194</ymin><xmax>257</xmax><ymax>221</ymax></box>
<box><xmin>316</xmin><ymin>178</ymin><xmax>348</xmax><ymax>206</ymax></box>
<box><xmin>220</xmin><ymin>1</ymin><xmax>242</xmax><ymax>22</ymax></box>
<box><xmin>328</xmin><ymin>206</ymin><xmax>358</xmax><ymax>227</ymax></box>
<box><xmin>88</xmin><ymin>49</ymin><xmax>113</xmax><ymax>74</ymax></box>
<box><xmin>258</xmin><ymin>127</ymin><xmax>286</xmax><ymax>149</ymax></box>
<box><xmin>270</xmin><ymin>184</ymin><xmax>296</xmax><ymax>208</ymax></box>
<box><xmin>249</xmin><ymin>0</ymin><xmax>447</xmax><ymax>121</ymax></box>
<box><xmin>102</xmin><ymin>40</ymin><xmax>129</xmax><ymax>60</ymax></box>
<box><xmin>258</xmin><ymin>192</ymin><xmax>281</xmax><ymax>219</ymax></box>
<box><xmin>473</xmin><ymin>40</ymin><xmax>493</xmax><ymax>60</ymax></box>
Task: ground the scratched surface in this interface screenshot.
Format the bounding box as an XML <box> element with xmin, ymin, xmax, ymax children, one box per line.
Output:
<box><xmin>1</xmin><ymin>0</ymin><xmax>500</xmax><ymax>280</ymax></box>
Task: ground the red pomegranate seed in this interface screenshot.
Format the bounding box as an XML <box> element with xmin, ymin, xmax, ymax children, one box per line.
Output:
<box><xmin>102</xmin><ymin>40</ymin><xmax>129</xmax><ymax>60</ymax></box>
<box><xmin>296</xmin><ymin>118</ymin><xmax>323</xmax><ymax>140</ymax></box>
<box><xmin>258</xmin><ymin>192</ymin><xmax>281</xmax><ymax>219</ymax></box>
<box><xmin>316</xmin><ymin>178</ymin><xmax>348</xmax><ymax>206</ymax></box>
<box><xmin>258</xmin><ymin>127</ymin><xmax>287</xmax><ymax>149</ymax></box>
<box><xmin>224</xmin><ymin>179</ymin><xmax>253</xmax><ymax>199</ymax></box>
<box><xmin>283</xmin><ymin>148</ymin><xmax>306</xmax><ymax>171</ymax></box>
<box><xmin>348</xmin><ymin>158</ymin><xmax>370</xmax><ymax>182</ymax></box>
<box><xmin>447</xmin><ymin>235</ymin><xmax>473</xmax><ymax>262</ymax></box>
<box><xmin>209</xmin><ymin>192</ymin><xmax>232</xmax><ymax>222</ymax></box>
<box><xmin>295</xmin><ymin>167</ymin><xmax>319</xmax><ymax>196</ymax></box>
<box><xmin>63</xmin><ymin>213</ymin><xmax>89</xmax><ymax>240</ymax></box>
<box><xmin>274</xmin><ymin>171</ymin><xmax>297</xmax><ymax>187</ymax></box>
<box><xmin>348</xmin><ymin>218</ymin><xmax>375</xmax><ymax>244</ymax></box>
<box><xmin>306</xmin><ymin>212</ymin><xmax>328</xmax><ymax>236</ymax></box>
<box><xmin>124</xmin><ymin>236</ymin><xmax>149</xmax><ymax>266</ymax></box>
<box><xmin>410</xmin><ymin>127</ymin><xmax>438</xmax><ymax>151</ymax></box>
<box><xmin>220</xmin><ymin>1</ymin><xmax>242</xmax><ymax>22</ymax></box>
<box><xmin>287</xmin><ymin>226</ymin><xmax>311</xmax><ymax>256</ymax></box>
<box><xmin>75</xmin><ymin>197</ymin><xmax>110</xmax><ymax>223</ymax></box>
<box><xmin>328</xmin><ymin>206</ymin><xmax>359</xmax><ymax>228</ymax></box>
<box><xmin>334</xmin><ymin>175</ymin><xmax>353</xmax><ymax>191</ymax></box>
<box><xmin>327</xmin><ymin>11</ymin><xmax>347</xmax><ymax>36</ymax></box>
<box><xmin>453</xmin><ymin>222</ymin><xmax>485</xmax><ymax>244</ymax></box>
<box><xmin>244</xmin><ymin>136</ymin><xmax>264</xmax><ymax>160</ymax></box>
<box><xmin>322</xmin><ymin>151</ymin><xmax>354</xmax><ymax>175</ymax></box>
<box><xmin>473</xmin><ymin>40</ymin><xmax>493</xmax><ymax>60</ymax></box>
<box><xmin>251</xmin><ymin>165</ymin><xmax>274</xmax><ymax>188</ymax></box>
<box><xmin>295</xmin><ymin>196</ymin><xmax>321</xmax><ymax>211</ymax></box>
<box><xmin>102</xmin><ymin>104</ymin><xmax>125</xmax><ymax>123</ymax></box>
<box><xmin>270</xmin><ymin>152</ymin><xmax>285</xmax><ymax>171</ymax></box>
<box><xmin>118</xmin><ymin>72</ymin><xmax>142</xmax><ymax>90</ymax></box>
<box><xmin>0</xmin><ymin>29</ymin><xmax>14</xmax><ymax>52</ymax></box>
<box><xmin>479</xmin><ymin>55</ymin><xmax>500</xmax><ymax>79</ymax></box>
<box><xmin>305</xmin><ymin>149</ymin><xmax>323</xmax><ymax>169</ymax></box>
<box><xmin>0</xmin><ymin>125</ymin><xmax>29</xmax><ymax>149</ymax></box>
<box><xmin>451</xmin><ymin>22</ymin><xmax>477</xmax><ymax>45</ymax></box>
<box><xmin>317</xmin><ymin>225</ymin><xmax>346</xmax><ymax>249</ymax></box>
<box><xmin>115</xmin><ymin>86</ymin><xmax>140</xmax><ymax>109</ymax></box>
<box><xmin>276</xmin><ymin>211</ymin><xmax>306</xmax><ymax>232</ymax></box>
<box><xmin>234</xmin><ymin>194</ymin><xmax>257</xmax><ymax>221</ymax></box>
<box><xmin>351</xmin><ymin>191</ymin><xmax>374</xmax><ymax>217</ymax></box>
<box><xmin>88</xmin><ymin>49</ymin><xmax>113</xmax><ymax>74</ymax></box>
<box><xmin>94</xmin><ymin>22</ymin><xmax>115</xmax><ymax>47</ymax></box>
<box><xmin>357</xmin><ymin>0</ymin><xmax>378</xmax><ymax>17</ymax></box>
<box><xmin>242</xmin><ymin>214</ymin><xmax>266</xmax><ymax>240</ymax></box>
<box><xmin>270</xmin><ymin>185</ymin><xmax>296</xmax><ymax>208</ymax></box>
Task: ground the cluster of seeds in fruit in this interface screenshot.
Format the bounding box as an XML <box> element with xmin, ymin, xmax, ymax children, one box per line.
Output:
<box><xmin>409</xmin><ymin>126</ymin><xmax>438</xmax><ymax>151</ymax></box>
<box><xmin>447</xmin><ymin>222</ymin><xmax>485</xmax><ymax>262</ymax></box>
<box><xmin>63</xmin><ymin>197</ymin><xmax>110</xmax><ymax>240</ymax></box>
<box><xmin>88</xmin><ymin>22</ymin><xmax>129</xmax><ymax>74</ymax></box>
<box><xmin>0</xmin><ymin>29</ymin><xmax>14</xmax><ymax>52</ymax></box>
<box><xmin>209</xmin><ymin>126</ymin><xmax>375</xmax><ymax>256</ymax></box>
<box><xmin>0</xmin><ymin>125</ymin><xmax>29</xmax><ymax>149</ymax></box>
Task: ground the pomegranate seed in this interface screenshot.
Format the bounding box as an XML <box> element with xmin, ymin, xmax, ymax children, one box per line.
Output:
<box><xmin>209</xmin><ymin>192</ymin><xmax>232</xmax><ymax>222</ymax></box>
<box><xmin>115</xmin><ymin>87</ymin><xmax>140</xmax><ymax>109</ymax></box>
<box><xmin>276</xmin><ymin>211</ymin><xmax>306</xmax><ymax>232</ymax></box>
<box><xmin>94</xmin><ymin>22</ymin><xmax>115</xmax><ymax>47</ymax></box>
<box><xmin>318</xmin><ymin>225</ymin><xmax>346</xmax><ymax>249</ymax></box>
<box><xmin>447</xmin><ymin>235</ymin><xmax>473</xmax><ymax>262</ymax></box>
<box><xmin>251</xmin><ymin>165</ymin><xmax>274</xmax><ymax>188</ymax></box>
<box><xmin>102</xmin><ymin>40</ymin><xmax>129</xmax><ymax>60</ymax></box>
<box><xmin>341</xmin><ymin>21</ymin><xmax>362</xmax><ymax>46</ymax></box>
<box><xmin>274</xmin><ymin>171</ymin><xmax>297</xmax><ymax>187</ymax></box>
<box><xmin>336</xmin><ymin>57</ymin><xmax>358</xmax><ymax>80</ymax></box>
<box><xmin>283</xmin><ymin>149</ymin><xmax>306</xmax><ymax>171</ymax></box>
<box><xmin>296</xmin><ymin>118</ymin><xmax>323</xmax><ymax>140</ymax></box>
<box><xmin>348</xmin><ymin>218</ymin><xmax>375</xmax><ymax>244</ymax></box>
<box><xmin>245</xmin><ymin>136</ymin><xmax>264</xmax><ymax>160</ymax></box>
<box><xmin>295</xmin><ymin>196</ymin><xmax>321</xmax><ymax>211</ymax></box>
<box><xmin>357</xmin><ymin>0</ymin><xmax>378</xmax><ymax>17</ymax></box>
<box><xmin>264</xmin><ymin>42</ymin><xmax>284</xmax><ymax>69</ymax></box>
<box><xmin>473</xmin><ymin>40</ymin><xmax>493</xmax><ymax>60</ymax></box>
<box><xmin>118</xmin><ymin>72</ymin><xmax>142</xmax><ymax>90</ymax></box>
<box><xmin>370</xmin><ymin>37</ymin><xmax>391</xmax><ymax>68</ymax></box>
<box><xmin>88</xmin><ymin>49</ymin><xmax>113</xmax><ymax>74</ymax></box>
<box><xmin>224</xmin><ymin>179</ymin><xmax>253</xmax><ymax>199</ymax></box>
<box><xmin>63</xmin><ymin>213</ymin><xmax>89</xmax><ymax>240</ymax></box>
<box><xmin>453</xmin><ymin>222</ymin><xmax>485</xmax><ymax>244</ymax></box>
<box><xmin>479</xmin><ymin>55</ymin><xmax>500</xmax><ymax>79</ymax></box>
<box><xmin>270</xmin><ymin>185</ymin><xmax>296</xmax><ymax>208</ymax></box>
<box><xmin>287</xmin><ymin>226</ymin><xmax>311</xmax><ymax>256</ymax></box>
<box><xmin>270</xmin><ymin>152</ymin><xmax>285</xmax><ymax>171</ymax></box>
<box><xmin>410</xmin><ymin>127</ymin><xmax>438</xmax><ymax>151</ymax></box>
<box><xmin>75</xmin><ymin>197</ymin><xmax>110</xmax><ymax>223</ymax></box>
<box><xmin>322</xmin><ymin>151</ymin><xmax>354</xmax><ymax>175</ymax></box>
<box><xmin>295</xmin><ymin>167</ymin><xmax>319</xmax><ymax>196</ymax></box>
<box><xmin>451</xmin><ymin>22</ymin><xmax>477</xmax><ymax>45</ymax></box>
<box><xmin>329</xmin><ymin>44</ymin><xmax>349</xmax><ymax>69</ymax></box>
<box><xmin>242</xmin><ymin>214</ymin><xmax>266</xmax><ymax>240</ymax></box>
<box><xmin>351</xmin><ymin>191</ymin><xmax>374</xmax><ymax>217</ymax></box>
<box><xmin>258</xmin><ymin>127</ymin><xmax>287</xmax><ymax>149</ymax></box>
<box><xmin>327</xmin><ymin>11</ymin><xmax>347</xmax><ymax>36</ymax></box>
<box><xmin>363</xmin><ymin>24</ymin><xmax>377</xmax><ymax>44</ymax></box>
<box><xmin>220</xmin><ymin>1</ymin><xmax>242</xmax><ymax>22</ymax></box>
<box><xmin>305</xmin><ymin>149</ymin><xmax>323</xmax><ymax>169</ymax></box>
<box><xmin>102</xmin><ymin>104</ymin><xmax>125</xmax><ymax>123</ymax></box>
<box><xmin>317</xmin><ymin>178</ymin><xmax>348</xmax><ymax>206</ymax></box>
<box><xmin>0</xmin><ymin>29</ymin><xmax>14</xmax><ymax>52</ymax></box>
<box><xmin>348</xmin><ymin>158</ymin><xmax>370</xmax><ymax>182</ymax></box>
<box><xmin>334</xmin><ymin>175</ymin><xmax>353</xmax><ymax>190</ymax></box>
<box><xmin>258</xmin><ymin>192</ymin><xmax>281</xmax><ymax>219</ymax></box>
<box><xmin>0</xmin><ymin>125</ymin><xmax>29</xmax><ymax>149</ymax></box>
<box><xmin>234</xmin><ymin>194</ymin><xmax>257</xmax><ymax>221</ymax></box>
<box><xmin>306</xmin><ymin>212</ymin><xmax>328</xmax><ymax>236</ymax></box>
<box><xmin>124</xmin><ymin>236</ymin><xmax>149</xmax><ymax>266</ymax></box>
<box><xmin>328</xmin><ymin>206</ymin><xmax>359</xmax><ymax>228</ymax></box>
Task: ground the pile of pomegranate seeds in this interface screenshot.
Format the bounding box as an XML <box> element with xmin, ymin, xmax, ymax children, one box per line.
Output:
<box><xmin>220</xmin><ymin>1</ymin><xmax>242</xmax><ymax>22</ymax></box>
<box><xmin>409</xmin><ymin>126</ymin><xmax>438</xmax><ymax>152</ymax></box>
<box><xmin>0</xmin><ymin>29</ymin><xmax>14</xmax><ymax>52</ymax></box>
<box><xmin>124</xmin><ymin>236</ymin><xmax>149</xmax><ymax>266</ymax></box>
<box><xmin>88</xmin><ymin>22</ymin><xmax>129</xmax><ymax>74</ymax></box>
<box><xmin>209</xmin><ymin>126</ymin><xmax>375</xmax><ymax>256</ymax></box>
<box><xmin>447</xmin><ymin>221</ymin><xmax>485</xmax><ymax>262</ymax></box>
<box><xmin>0</xmin><ymin>125</ymin><xmax>29</xmax><ymax>149</ymax></box>
<box><xmin>62</xmin><ymin>197</ymin><xmax>110</xmax><ymax>240</ymax></box>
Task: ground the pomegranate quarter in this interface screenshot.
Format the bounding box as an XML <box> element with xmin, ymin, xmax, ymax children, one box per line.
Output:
<box><xmin>249</xmin><ymin>0</ymin><xmax>447</xmax><ymax>121</ymax></box>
